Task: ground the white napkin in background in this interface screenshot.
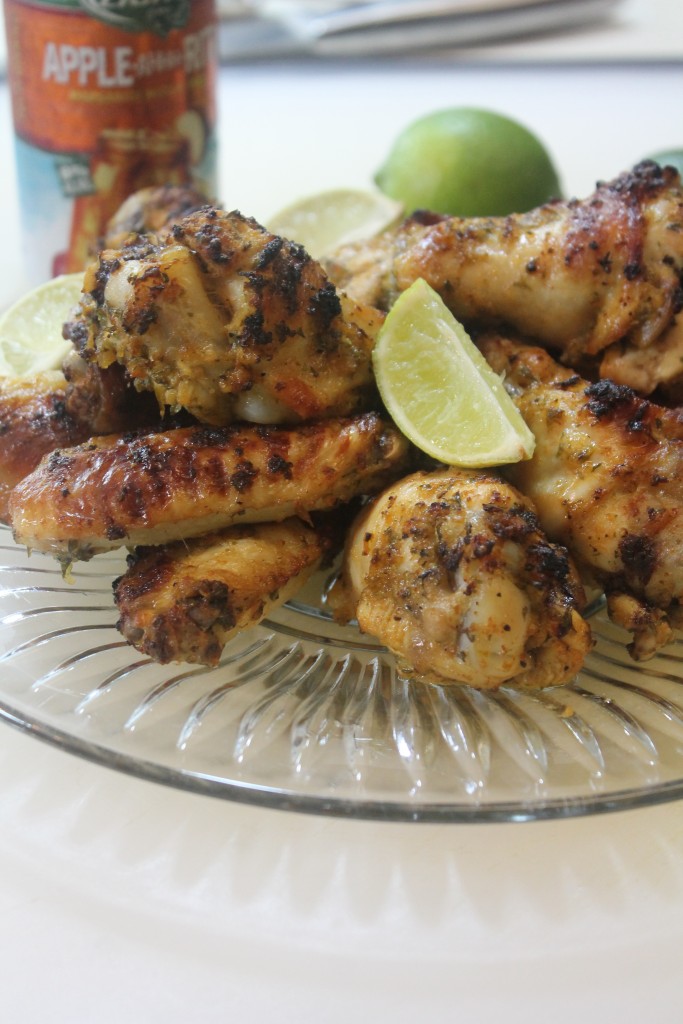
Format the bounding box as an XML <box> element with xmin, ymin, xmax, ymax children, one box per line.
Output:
<box><xmin>212</xmin><ymin>0</ymin><xmax>683</xmax><ymax>61</ymax></box>
<box><xmin>455</xmin><ymin>0</ymin><xmax>683</xmax><ymax>61</ymax></box>
<box><xmin>0</xmin><ymin>0</ymin><xmax>681</xmax><ymax>68</ymax></box>
<box><xmin>217</xmin><ymin>0</ymin><xmax>624</xmax><ymax>59</ymax></box>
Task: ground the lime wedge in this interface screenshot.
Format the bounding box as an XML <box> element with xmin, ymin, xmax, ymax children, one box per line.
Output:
<box><xmin>373</xmin><ymin>279</ymin><xmax>535</xmax><ymax>467</ymax></box>
<box><xmin>0</xmin><ymin>273</ymin><xmax>84</xmax><ymax>378</ymax></box>
<box><xmin>267</xmin><ymin>188</ymin><xmax>403</xmax><ymax>259</ymax></box>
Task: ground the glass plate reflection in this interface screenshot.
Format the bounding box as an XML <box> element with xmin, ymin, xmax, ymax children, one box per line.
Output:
<box><xmin>2</xmin><ymin>526</ymin><xmax>683</xmax><ymax>822</ymax></box>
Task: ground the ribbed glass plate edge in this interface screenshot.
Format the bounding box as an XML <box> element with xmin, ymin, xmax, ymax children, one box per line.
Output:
<box><xmin>1</xmin><ymin>526</ymin><xmax>683</xmax><ymax>823</ymax></box>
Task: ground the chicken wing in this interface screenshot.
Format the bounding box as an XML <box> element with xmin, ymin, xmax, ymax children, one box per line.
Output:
<box><xmin>114</xmin><ymin>518</ymin><xmax>328</xmax><ymax>666</ymax></box>
<box><xmin>0</xmin><ymin>372</ymin><xmax>93</xmax><ymax>523</ymax></box>
<box><xmin>61</xmin><ymin>356</ymin><xmax>163</xmax><ymax>435</ymax></box>
<box><xmin>101</xmin><ymin>184</ymin><xmax>211</xmax><ymax>248</ymax></box>
<box><xmin>479</xmin><ymin>334</ymin><xmax>683</xmax><ymax>658</ymax></box>
<box><xmin>329</xmin><ymin>469</ymin><xmax>591</xmax><ymax>690</ymax></box>
<box><xmin>9</xmin><ymin>413</ymin><xmax>410</xmax><ymax>563</ymax></box>
<box><xmin>326</xmin><ymin>162</ymin><xmax>683</xmax><ymax>394</ymax></box>
<box><xmin>67</xmin><ymin>207</ymin><xmax>382</xmax><ymax>426</ymax></box>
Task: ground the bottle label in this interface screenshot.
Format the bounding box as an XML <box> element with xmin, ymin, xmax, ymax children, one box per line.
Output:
<box><xmin>79</xmin><ymin>0</ymin><xmax>191</xmax><ymax>36</ymax></box>
<box><xmin>4</xmin><ymin>0</ymin><xmax>217</xmax><ymax>279</ymax></box>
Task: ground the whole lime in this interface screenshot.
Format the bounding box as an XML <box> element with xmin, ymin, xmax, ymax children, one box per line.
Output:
<box><xmin>643</xmin><ymin>149</ymin><xmax>683</xmax><ymax>178</ymax></box>
<box><xmin>374</xmin><ymin>107</ymin><xmax>562</xmax><ymax>217</ymax></box>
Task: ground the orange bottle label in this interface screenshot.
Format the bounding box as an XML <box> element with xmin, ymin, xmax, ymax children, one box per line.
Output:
<box><xmin>4</xmin><ymin>0</ymin><xmax>218</xmax><ymax>277</ymax></box>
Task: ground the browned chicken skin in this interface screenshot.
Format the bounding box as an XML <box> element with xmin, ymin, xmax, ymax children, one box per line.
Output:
<box><xmin>9</xmin><ymin>413</ymin><xmax>410</xmax><ymax>563</ymax></box>
<box><xmin>479</xmin><ymin>334</ymin><xmax>683</xmax><ymax>658</ymax></box>
<box><xmin>61</xmin><ymin>357</ymin><xmax>163</xmax><ymax>435</ymax></box>
<box><xmin>68</xmin><ymin>208</ymin><xmax>382</xmax><ymax>426</ymax></box>
<box><xmin>0</xmin><ymin>372</ymin><xmax>92</xmax><ymax>523</ymax></box>
<box><xmin>326</xmin><ymin>162</ymin><xmax>683</xmax><ymax>395</ymax></box>
<box><xmin>329</xmin><ymin>469</ymin><xmax>591</xmax><ymax>689</ymax></box>
<box><xmin>0</xmin><ymin>189</ymin><xmax>203</xmax><ymax>522</ymax></box>
<box><xmin>115</xmin><ymin>518</ymin><xmax>328</xmax><ymax>666</ymax></box>
<box><xmin>0</xmin><ymin>358</ymin><xmax>174</xmax><ymax>526</ymax></box>
<box><xmin>101</xmin><ymin>184</ymin><xmax>211</xmax><ymax>249</ymax></box>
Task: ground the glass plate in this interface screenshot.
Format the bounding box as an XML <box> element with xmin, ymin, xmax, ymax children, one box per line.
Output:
<box><xmin>2</xmin><ymin>525</ymin><xmax>683</xmax><ymax>823</ymax></box>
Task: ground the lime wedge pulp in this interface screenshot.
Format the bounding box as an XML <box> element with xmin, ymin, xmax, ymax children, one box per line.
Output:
<box><xmin>0</xmin><ymin>273</ymin><xmax>84</xmax><ymax>378</ymax></box>
<box><xmin>372</xmin><ymin>279</ymin><xmax>535</xmax><ymax>467</ymax></box>
<box><xmin>267</xmin><ymin>188</ymin><xmax>403</xmax><ymax>260</ymax></box>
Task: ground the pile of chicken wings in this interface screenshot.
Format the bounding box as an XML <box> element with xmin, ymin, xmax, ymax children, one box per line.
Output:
<box><xmin>3</xmin><ymin>161</ymin><xmax>683</xmax><ymax>690</ymax></box>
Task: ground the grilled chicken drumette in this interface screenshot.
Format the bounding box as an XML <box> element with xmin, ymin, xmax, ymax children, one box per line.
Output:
<box><xmin>326</xmin><ymin>162</ymin><xmax>683</xmax><ymax>395</ymax></box>
<box><xmin>66</xmin><ymin>207</ymin><xmax>382</xmax><ymax>426</ymax></box>
<box><xmin>479</xmin><ymin>334</ymin><xmax>683</xmax><ymax>658</ymax></box>
<box><xmin>329</xmin><ymin>468</ymin><xmax>591</xmax><ymax>690</ymax></box>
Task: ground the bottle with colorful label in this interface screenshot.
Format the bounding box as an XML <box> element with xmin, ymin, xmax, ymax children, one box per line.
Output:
<box><xmin>3</xmin><ymin>0</ymin><xmax>218</xmax><ymax>281</ymax></box>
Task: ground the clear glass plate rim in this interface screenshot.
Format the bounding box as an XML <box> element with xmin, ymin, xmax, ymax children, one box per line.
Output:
<box><xmin>4</xmin><ymin>690</ymin><xmax>683</xmax><ymax>824</ymax></box>
<box><xmin>3</xmin><ymin>524</ymin><xmax>683</xmax><ymax>825</ymax></box>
